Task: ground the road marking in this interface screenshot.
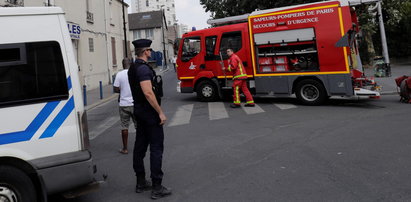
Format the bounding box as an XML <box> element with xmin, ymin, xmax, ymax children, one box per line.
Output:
<box><xmin>209</xmin><ymin>102</ymin><xmax>229</xmax><ymax>120</ymax></box>
<box><xmin>89</xmin><ymin>116</ymin><xmax>119</xmax><ymax>140</ymax></box>
<box><xmin>242</xmin><ymin>104</ymin><xmax>265</xmax><ymax>115</ymax></box>
<box><xmin>274</xmin><ymin>103</ymin><xmax>298</xmax><ymax>110</ymax></box>
<box><xmin>168</xmin><ymin>104</ymin><xmax>194</xmax><ymax>127</ymax></box>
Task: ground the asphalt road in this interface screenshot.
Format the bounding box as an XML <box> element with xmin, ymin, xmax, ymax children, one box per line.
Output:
<box><xmin>52</xmin><ymin>69</ymin><xmax>411</xmax><ymax>202</ymax></box>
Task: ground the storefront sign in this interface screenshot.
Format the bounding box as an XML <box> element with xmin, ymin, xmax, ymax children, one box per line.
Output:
<box><xmin>67</xmin><ymin>22</ymin><xmax>81</xmax><ymax>40</ymax></box>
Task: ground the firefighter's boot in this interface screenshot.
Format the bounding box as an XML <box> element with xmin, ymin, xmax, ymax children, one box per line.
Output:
<box><xmin>230</xmin><ymin>103</ymin><xmax>241</xmax><ymax>108</ymax></box>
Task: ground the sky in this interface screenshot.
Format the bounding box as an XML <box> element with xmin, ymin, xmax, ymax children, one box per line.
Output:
<box><xmin>124</xmin><ymin>0</ymin><xmax>211</xmax><ymax>30</ymax></box>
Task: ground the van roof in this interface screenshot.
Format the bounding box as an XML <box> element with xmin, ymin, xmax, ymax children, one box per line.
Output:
<box><xmin>0</xmin><ymin>7</ymin><xmax>64</xmax><ymax>16</ymax></box>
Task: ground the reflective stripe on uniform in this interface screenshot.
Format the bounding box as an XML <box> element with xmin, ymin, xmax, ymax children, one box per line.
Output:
<box><xmin>247</xmin><ymin>100</ymin><xmax>254</xmax><ymax>104</ymax></box>
<box><xmin>234</xmin><ymin>74</ymin><xmax>247</xmax><ymax>79</ymax></box>
<box><xmin>235</xmin><ymin>86</ymin><xmax>240</xmax><ymax>103</ymax></box>
<box><xmin>239</xmin><ymin>63</ymin><xmax>244</xmax><ymax>75</ymax></box>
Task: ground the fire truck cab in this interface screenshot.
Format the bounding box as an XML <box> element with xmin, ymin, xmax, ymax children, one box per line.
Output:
<box><xmin>176</xmin><ymin>0</ymin><xmax>383</xmax><ymax>105</ymax></box>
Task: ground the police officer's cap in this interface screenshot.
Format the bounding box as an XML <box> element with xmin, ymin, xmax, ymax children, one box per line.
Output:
<box><xmin>132</xmin><ymin>39</ymin><xmax>152</xmax><ymax>49</ymax></box>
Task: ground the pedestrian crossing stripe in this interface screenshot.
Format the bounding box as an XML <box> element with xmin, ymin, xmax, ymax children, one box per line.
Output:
<box><xmin>168</xmin><ymin>104</ymin><xmax>194</xmax><ymax>127</ymax></box>
<box><xmin>208</xmin><ymin>102</ymin><xmax>229</xmax><ymax>120</ymax></box>
<box><xmin>242</xmin><ymin>104</ymin><xmax>265</xmax><ymax>115</ymax></box>
<box><xmin>167</xmin><ymin>102</ymin><xmax>297</xmax><ymax>127</ymax></box>
<box><xmin>274</xmin><ymin>103</ymin><xmax>298</xmax><ymax>110</ymax></box>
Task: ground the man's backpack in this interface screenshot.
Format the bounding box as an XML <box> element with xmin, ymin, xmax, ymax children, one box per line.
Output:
<box><xmin>395</xmin><ymin>75</ymin><xmax>411</xmax><ymax>103</ymax></box>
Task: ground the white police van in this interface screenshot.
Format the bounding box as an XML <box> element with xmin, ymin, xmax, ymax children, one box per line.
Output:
<box><xmin>0</xmin><ymin>7</ymin><xmax>98</xmax><ymax>202</ymax></box>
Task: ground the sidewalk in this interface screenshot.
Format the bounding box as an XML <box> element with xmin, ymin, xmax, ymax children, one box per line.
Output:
<box><xmin>364</xmin><ymin>62</ymin><xmax>411</xmax><ymax>95</ymax></box>
<box><xmin>84</xmin><ymin>65</ymin><xmax>171</xmax><ymax>111</ymax></box>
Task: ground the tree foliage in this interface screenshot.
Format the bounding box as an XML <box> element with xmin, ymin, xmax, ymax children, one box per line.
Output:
<box><xmin>200</xmin><ymin>0</ymin><xmax>411</xmax><ymax>59</ymax></box>
<box><xmin>200</xmin><ymin>0</ymin><xmax>319</xmax><ymax>19</ymax></box>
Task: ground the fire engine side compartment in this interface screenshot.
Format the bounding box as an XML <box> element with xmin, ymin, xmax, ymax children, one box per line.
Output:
<box><xmin>254</xmin><ymin>74</ymin><xmax>353</xmax><ymax>96</ymax></box>
<box><xmin>250</xmin><ymin>1</ymin><xmax>355</xmax><ymax>97</ymax></box>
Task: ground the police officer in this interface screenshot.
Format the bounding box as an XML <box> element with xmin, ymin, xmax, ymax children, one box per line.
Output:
<box><xmin>128</xmin><ymin>39</ymin><xmax>172</xmax><ymax>199</ymax></box>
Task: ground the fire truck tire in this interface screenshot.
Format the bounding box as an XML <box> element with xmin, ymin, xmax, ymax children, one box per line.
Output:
<box><xmin>196</xmin><ymin>80</ymin><xmax>218</xmax><ymax>102</ymax></box>
<box><xmin>0</xmin><ymin>165</ymin><xmax>37</xmax><ymax>202</ymax></box>
<box><xmin>295</xmin><ymin>79</ymin><xmax>327</xmax><ymax>105</ymax></box>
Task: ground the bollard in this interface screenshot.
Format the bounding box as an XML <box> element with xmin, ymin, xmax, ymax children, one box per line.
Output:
<box><xmin>112</xmin><ymin>75</ymin><xmax>116</xmax><ymax>93</ymax></box>
<box><xmin>83</xmin><ymin>85</ymin><xmax>87</xmax><ymax>106</ymax></box>
<box><xmin>99</xmin><ymin>81</ymin><xmax>103</xmax><ymax>100</ymax></box>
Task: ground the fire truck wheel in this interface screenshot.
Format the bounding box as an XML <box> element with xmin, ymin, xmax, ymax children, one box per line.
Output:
<box><xmin>295</xmin><ymin>79</ymin><xmax>327</xmax><ymax>105</ymax></box>
<box><xmin>196</xmin><ymin>80</ymin><xmax>218</xmax><ymax>102</ymax></box>
<box><xmin>0</xmin><ymin>165</ymin><xmax>37</xmax><ymax>202</ymax></box>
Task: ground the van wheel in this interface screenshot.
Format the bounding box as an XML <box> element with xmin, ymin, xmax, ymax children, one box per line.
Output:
<box><xmin>0</xmin><ymin>166</ymin><xmax>37</xmax><ymax>202</ymax></box>
<box><xmin>196</xmin><ymin>80</ymin><xmax>218</xmax><ymax>102</ymax></box>
<box><xmin>295</xmin><ymin>79</ymin><xmax>327</xmax><ymax>105</ymax></box>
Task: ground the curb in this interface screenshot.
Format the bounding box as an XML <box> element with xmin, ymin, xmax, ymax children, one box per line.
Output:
<box><xmin>85</xmin><ymin>94</ymin><xmax>117</xmax><ymax>111</ymax></box>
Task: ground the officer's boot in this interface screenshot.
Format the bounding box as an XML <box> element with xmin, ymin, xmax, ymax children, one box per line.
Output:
<box><xmin>151</xmin><ymin>179</ymin><xmax>172</xmax><ymax>200</ymax></box>
<box><xmin>135</xmin><ymin>174</ymin><xmax>151</xmax><ymax>193</ymax></box>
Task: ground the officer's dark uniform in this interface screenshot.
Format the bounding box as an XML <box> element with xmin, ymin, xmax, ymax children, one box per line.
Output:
<box><xmin>128</xmin><ymin>39</ymin><xmax>164</xmax><ymax>190</ymax></box>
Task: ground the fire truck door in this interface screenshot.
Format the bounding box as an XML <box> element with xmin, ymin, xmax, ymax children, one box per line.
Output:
<box><xmin>180</xmin><ymin>36</ymin><xmax>204</xmax><ymax>77</ymax></box>
<box><xmin>204</xmin><ymin>35</ymin><xmax>220</xmax><ymax>72</ymax></box>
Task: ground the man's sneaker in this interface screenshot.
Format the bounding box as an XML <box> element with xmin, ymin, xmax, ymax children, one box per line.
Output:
<box><xmin>151</xmin><ymin>186</ymin><xmax>172</xmax><ymax>200</ymax></box>
<box><xmin>135</xmin><ymin>180</ymin><xmax>152</xmax><ymax>193</ymax></box>
<box><xmin>244</xmin><ymin>103</ymin><xmax>255</xmax><ymax>107</ymax></box>
<box><xmin>230</xmin><ymin>104</ymin><xmax>241</xmax><ymax>108</ymax></box>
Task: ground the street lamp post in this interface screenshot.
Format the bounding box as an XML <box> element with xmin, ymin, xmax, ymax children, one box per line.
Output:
<box><xmin>161</xmin><ymin>6</ymin><xmax>167</xmax><ymax>69</ymax></box>
<box><xmin>121</xmin><ymin>0</ymin><xmax>128</xmax><ymax>58</ymax></box>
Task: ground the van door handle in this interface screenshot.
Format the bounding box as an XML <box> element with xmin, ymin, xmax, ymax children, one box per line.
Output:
<box><xmin>200</xmin><ymin>64</ymin><xmax>206</xmax><ymax>69</ymax></box>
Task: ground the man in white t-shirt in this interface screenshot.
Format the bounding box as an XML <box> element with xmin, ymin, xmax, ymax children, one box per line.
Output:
<box><xmin>114</xmin><ymin>58</ymin><xmax>136</xmax><ymax>154</ymax></box>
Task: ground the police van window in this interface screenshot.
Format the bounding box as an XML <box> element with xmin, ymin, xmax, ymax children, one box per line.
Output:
<box><xmin>181</xmin><ymin>37</ymin><xmax>201</xmax><ymax>62</ymax></box>
<box><xmin>220</xmin><ymin>31</ymin><xmax>242</xmax><ymax>59</ymax></box>
<box><xmin>0</xmin><ymin>41</ymin><xmax>68</xmax><ymax>107</ymax></box>
<box><xmin>205</xmin><ymin>36</ymin><xmax>217</xmax><ymax>60</ymax></box>
<box><xmin>0</xmin><ymin>48</ymin><xmax>20</xmax><ymax>62</ymax></box>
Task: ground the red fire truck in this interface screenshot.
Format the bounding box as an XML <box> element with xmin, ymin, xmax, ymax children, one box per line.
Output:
<box><xmin>176</xmin><ymin>0</ymin><xmax>384</xmax><ymax>105</ymax></box>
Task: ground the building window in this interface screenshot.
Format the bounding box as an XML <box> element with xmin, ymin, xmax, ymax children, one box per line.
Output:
<box><xmin>109</xmin><ymin>1</ymin><xmax>114</xmax><ymax>25</ymax></box>
<box><xmin>0</xmin><ymin>41</ymin><xmax>68</xmax><ymax>107</ymax></box>
<box><xmin>172</xmin><ymin>4</ymin><xmax>174</xmax><ymax>7</ymax></box>
<box><xmin>142</xmin><ymin>15</ymin><xmax>151</xmax><ymax>20</ymax></box>
<box><xmin>111</xmin><ymin>37</ymin><xmax>117</xmax><ymax>66</ymax></box>
<box><xmin>88</xmin><ymin>38</ymin><xmax>94</xmax><ymax>52</ymax></box>
<box><xmin>146</xmin><ymin>0</ymin><xmax>149</xmax><ymax>7</ymax></box>
<box><xmin>145</xmin><ymin>29</ymin><xmax>154</xmax><ymax>39</ymax></box>
<box><xmin>133</xmin><ymin>30</ymin><xmax>142</xmax><ymax>40</ymax></box>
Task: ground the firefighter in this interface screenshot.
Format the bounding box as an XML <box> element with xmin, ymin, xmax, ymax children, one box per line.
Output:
<box><xmin>225</xmin><ymin>48</ymin><xmax>255</xmax><ymax>108</ymax></box>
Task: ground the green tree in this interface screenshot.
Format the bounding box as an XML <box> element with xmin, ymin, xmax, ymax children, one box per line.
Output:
<box><xmin>200</xmin><ymin>0</ymin><xmax>411</xmax><ymax>60</ymax></box>
<box><xmin>200</xmin><ymin>0</ymin><xmax>318</xmax><ymax>19</ymax></box>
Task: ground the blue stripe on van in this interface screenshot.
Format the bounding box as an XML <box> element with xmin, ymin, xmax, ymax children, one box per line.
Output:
<box><xmin>39</xmin><ymin>97</ymin><xmax>75</xmax><ymax>139</ymax></box>
<box><xmin>0</xmin><ymin>101</ymin><xmax>60</xmax><ymax>145</ymax></box>
<box><xmin>67</xmin><ymin>76</ymin><xmax>72</xmax><ymax>90</ymax></box>
<box><xmin>0</xmin><ymin>77</ymin><xmax>74</xmax><ymax>145</ymax></box>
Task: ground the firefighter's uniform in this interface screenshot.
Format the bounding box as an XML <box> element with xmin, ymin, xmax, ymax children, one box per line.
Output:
<box><xmin>227</xmin><ymin>53</ymin><xmax>254</xmax><ymax>107</ymax></box>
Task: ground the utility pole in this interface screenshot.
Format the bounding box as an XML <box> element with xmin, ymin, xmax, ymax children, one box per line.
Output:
<box><xmin>121</xmin><ymin>0</ymin><xmax>128</xmax><ymax>58</ymax></box>
<box><xmin>376</xmin><ymin>1</ymin><xmax>390</xmax><ymax>76</ymax></box>
<box><xmin>161</xmin><ymin>7</ymin><xmax>167</xmax><ymax>69</ymax></box>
